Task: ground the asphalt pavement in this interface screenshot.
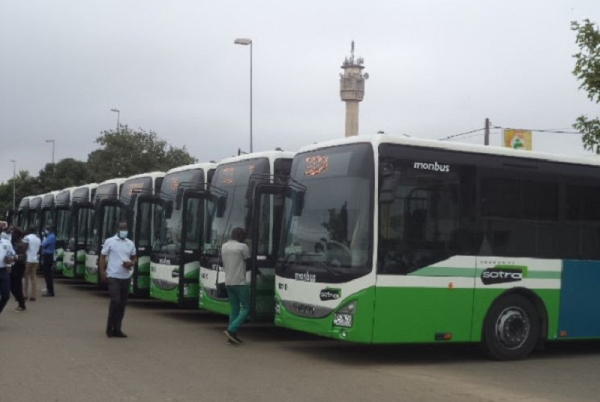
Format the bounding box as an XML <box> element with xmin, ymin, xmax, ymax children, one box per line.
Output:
<box><xmin>1</xmin><ymin>277</ymin><xmax>600</xmax><ymax>402</ymax></box>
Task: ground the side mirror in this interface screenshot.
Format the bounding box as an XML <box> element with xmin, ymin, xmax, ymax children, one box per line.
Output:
<box><xmin>165</xmin><ymin>200</ymin><xmax>173</xmax><ymax>219</ymax></box>
<box><xmin>175</xmin><ymin>188</ymin><xmax>184</xmax><ymax>210</ymax></box>
<box><xmin>379</xmin><ymin>164</ymin><xmax>399</xmax><ymax>204</ymax></box>
<box><xmin>289</xmin><ymin>188</ymin><xmax>305</xmax><ymax>216</ymax></box>
<box><xmin>216</xmin><ymin>196</ymin><xmax>227</xmax><ymax>218</ymax></box>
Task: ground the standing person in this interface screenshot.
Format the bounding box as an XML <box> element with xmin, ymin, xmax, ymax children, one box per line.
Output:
<box><xmin>40</xmin><ymin>225</ymin><xmax>56</xmax><ymax>297</ymax></box>
<box><xmin>9</xmin><ymin>227</ymin><xmax>27</xmax><ymax>312</ymax></box>
<box><xmin>22</xmin><ymin>227</ymin><xmax>41</xmax><ymax>301</ymax></box>
<box><xmin>99</xmin><ymin>222</ymin><xmax>137</xmax><ymax>338</ymax></box>
<box><xmin>222</xmin><ymin>227</ymin><xmax>251</xmax><ymax>345</ymax></box>
<box><xmin>0</xmin><ymin>228</ymin><xmax>16</xmax><ymax>317</ymax></box>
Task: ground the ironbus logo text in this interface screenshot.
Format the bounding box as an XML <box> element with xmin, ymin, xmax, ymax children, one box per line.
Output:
<box><xmin>481</xmin><ymin>268</ymin><xmax>523</xmax><ymax>285</ymax></box>
<box><xmin>413</xmin><ymin>161</ymin><xmax>450</xmax><ymax>172</ymax></box>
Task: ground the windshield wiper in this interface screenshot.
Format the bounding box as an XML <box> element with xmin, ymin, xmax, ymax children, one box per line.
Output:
<box><xmin>279</xmin><ymin>253</ymin><xmax>298</xmax><ymax>271</ymax></box>
<box><xmin>315</xmin><ymin>261</ymin><xmax>341</xmax><ymax>276</ymax></box>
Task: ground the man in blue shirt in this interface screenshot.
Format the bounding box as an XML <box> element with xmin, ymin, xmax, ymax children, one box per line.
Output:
<box><xmin>99</xmin><ymin>222</ymin><xmax>137</xmax><ymax>338</ymax></box>
<box><xmin>41</xmin><ymin>225</ymin><xmax>56</xmax><ymax>297</ymax></box>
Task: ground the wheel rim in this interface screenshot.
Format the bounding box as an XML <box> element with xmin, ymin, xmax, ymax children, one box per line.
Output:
<box><xmin>495</xmin><ymin>306</ymin><xmax>530</xmax><ymax>350</ymax></box>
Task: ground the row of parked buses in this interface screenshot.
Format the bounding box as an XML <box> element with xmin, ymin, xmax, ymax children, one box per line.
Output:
<box><xmin>11</xmin><ymin>134</ymin><xmax>600</xmax><ymax>360</ymax></box>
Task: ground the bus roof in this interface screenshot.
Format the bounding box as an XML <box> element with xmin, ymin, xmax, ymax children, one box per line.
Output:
<box><xmin>98</xmin><ymin>178</ymin><xmax>127</xmax><ymax>186</ymax></box>
<box><xmin>29</xmin><ymin>195</ymin><xmax>43</xmax><ymax>209</ymax></box>
<box><xmin>42</xmin><ymin>191</ymin><xmax>60</xmax><ymax>207</ymax></box>
<box><xmin>166</xmin><ymin>162</ymin><xmax>217</xmax><ymax>174</ymax></box>
<box><xmin>124</xmin><ymin>171</ymin><xmax>165</xmax><ymax>181</ymax></box>
<box><xmin>18</xmin><ymin>196</ymin><xmax>31</xmax><ymax>209</ymax></box>
<box><xmin>296</xmin><ymin>134</ymin><xmax>600</xmax><ymax>168</ymax></box>
<box><xmin>218</xmin><ymin>150</ymin><xmax>295</xmax><ymax>166</ymax></box>
<box><xmin>74</xmin><ymin>183</ymin><xmax>99</xmax><ymax>191</ymax></box>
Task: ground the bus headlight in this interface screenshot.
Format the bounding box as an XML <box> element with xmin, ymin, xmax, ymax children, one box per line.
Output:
<box><xmin>333</xmin><ymin>301</ymin><xmax>357</xmax><ymax>328</ymax></box>
<box><xmin>333</xmin><ymin>313</ymin><xmax>353</xmax><ymax>328</ymax></box>
<box><xmin>274</xmin><ymin>302</ymin><xmax>281</xmax><ymax>315</ymax></box>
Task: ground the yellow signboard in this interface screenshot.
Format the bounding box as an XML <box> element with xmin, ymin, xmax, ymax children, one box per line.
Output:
<box><xmin>503</xmin><ymin>129</ymin><xmax>532</xmax><ymax>151</ymax></box>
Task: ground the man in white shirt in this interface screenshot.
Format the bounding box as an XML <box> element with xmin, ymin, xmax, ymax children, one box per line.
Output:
<box><xmin>99</xmin><ymin>222</ymin><xmax>137</xmax><ymax>338</ymax></box>
<box><xmin>0</xmin><ymin>228</ymin><xmax>16</xmax><ymax>316</ymax></box>
<box><xmin>22</xmin><ymin>227</ymin><xmax>41</xmax><ymax>301</ymax></box>
<box><xmin>221</xmin><ymin>227</ymin><xmax>251</xmax><ymax>345</ymax></box>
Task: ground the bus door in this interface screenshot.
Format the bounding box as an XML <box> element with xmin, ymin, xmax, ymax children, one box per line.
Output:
<box><xmin>132</xmin><ymin>195</ymin><xmax>161</xmax><ymax>296</ymax></box>
<box><xmin>177</xmin><ymin>189</ymin><xmax>207</xmax><ymax>306</ymax></box>
<box><xmin>249</xmin><ymin>177</ymin><xmax>288</xmax><ymax>321</ymax></box>
<box><xmin>75</xmin><ymin>202</ymin><xmax>94</xmax><ymax>277</ymax></box>
<box><xmin>64</xmin><ymin>203</ymin><xmax>81</xmax><ymax>275</ymax></box>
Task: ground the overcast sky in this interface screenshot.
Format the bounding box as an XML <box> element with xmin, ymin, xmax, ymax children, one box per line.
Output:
<box><xmin>1</xmin><ymin>0</ymin><xmax>599</xmax><ymax>184</ymax></box>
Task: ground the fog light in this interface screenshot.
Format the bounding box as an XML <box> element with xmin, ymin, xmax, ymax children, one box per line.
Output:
<box><xmin>333</xmin><ymin>313</ymin><xmax>353</xmax><ymax>328</ymax></box>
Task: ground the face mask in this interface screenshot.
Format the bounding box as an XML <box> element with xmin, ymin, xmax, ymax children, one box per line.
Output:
<box><xmin>0</xmin><ymin>233</ymin><xmax>8</xmax><ymax>240</ymax></box>
<box><xmin>118</xmin><ymin>231</ymin><xmax>128</xmax><ymax>239</ymax></box>
<box><xmin>44</xmin><ymin>230</ymin><xmax>49</xmax><ymax>235</ymax></box>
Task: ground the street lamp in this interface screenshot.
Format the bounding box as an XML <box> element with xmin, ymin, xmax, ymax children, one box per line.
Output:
<box><xmin>46</xmin><ymin>139</ymin><xmax>55</xmax><ymax>177</ymax></box>
<box><xmin>111</xmin><ymin>108</ymin><xmax>120</xmax><ymax>131</ymax></box>
<box><xmin>10</xmin><ymin>159</ymin><xmax>16</xmax><ymax>212</ymax></box>
<box><xmin>234</xmin><ymin>38</ymin><xmax>253</xmax><ymax>153</ymax></box>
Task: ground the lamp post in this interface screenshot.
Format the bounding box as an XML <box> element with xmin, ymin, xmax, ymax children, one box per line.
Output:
<box><xmin>46</xmin><ymin>139</ymin><xmax>55</xmax><ymax>177</ymax></box>
<box><xmin>10</xmin><ymin>159</ymin><xmax>16</xmax><ymax>212</ymax></box>
<box><xmin>111</xmin><ymin>108</ymin><xmax>120</xmax><ymax>131</ymax></box>
<box><xmin>234</xmin><ymin>38</ymin><xmax>253</xmax><ymax>153</ymax></box>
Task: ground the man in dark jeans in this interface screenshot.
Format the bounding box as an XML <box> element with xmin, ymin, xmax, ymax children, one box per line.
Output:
<box><xmin>99</xmin><ymin>222</ymin><xmax>137</xmax><ymax>338</ymax></box>
<box><xmin>41</xmin><ymin>225</ymin><xmax>56</xmax><ymax>297</ymax></box>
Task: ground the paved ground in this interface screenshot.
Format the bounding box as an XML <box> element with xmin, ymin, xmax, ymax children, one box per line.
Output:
<box><xmin>2</xmin><ymin>278</ymin><xmax>600</xmax><ymax>402</ymax></box>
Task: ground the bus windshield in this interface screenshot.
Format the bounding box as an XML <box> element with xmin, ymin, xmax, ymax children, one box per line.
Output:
<box><xmin>84</xmin><ymin>208</ymin><xmax>96</xmax><ymax>244</ymax></box>
<box><xmin>206</xmin><ymin>158</ymin><xmax>270</xmax><ymax>255</ymax></box>
<box><xmin>278</xmin><ymin>144</ymin><xmax>374</xmax><ymax>283</ymax></box>
<box><xmin>80</xmin><ymin>207</ymin><xmax>94</xmax><ymax>244</ymax></box>
<box><xmin>153</xmin><ymin>169</ymin><xmax>205</xmax><ymax>254</ymax></box>
<box><xmin>56</xmin><ymin>208</ymin><xmax>70</xmax><ymax>241</ymax></box>
<box><xmin>42</xmin><ymin>209</ymin><xmax>54</xmax><ymax>229</ymax></box>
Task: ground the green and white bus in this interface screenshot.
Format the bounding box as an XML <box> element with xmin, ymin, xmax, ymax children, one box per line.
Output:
<box><xmin>54</xmin><ymin>188</ymin><xmax>76</xmax><ymax>275</ymax></box>
<box><xmin>149</xmin><ymin>163</ymin><xmax>217</xmax><ymax>306</ymax></box>
<box><xmin>28</xmin><ymin>195</ymin><xmax>43</xmax><ymax>235</ymax></box>
<box><xmin>199</xmin><ymin>150</ymin><xmax>294</xmax><ymax>319</ymax></box>
<box><xmin>63</xmin><ymin>184</ymin><xmax>98</xmax><ymax>279</ymax></box>
<box><xmin>85</xmin><ymin>178</ymin><xmax>127</xmax><ymax>285</ymax></box>
<box><xmin>16</xmin><ymin>196</ymin><xmax>31</xmax><ymax>230</ymax></box>
<box><xmin>40</xmin><ymin>192</ymin><xmax>59</xmax><ymax>270</ymax></box>
<box><xmin>120</xmin><ymin>172</ymin><xmax>165</xmax><ymax>297</ymax></box>
<box><xmin>41</xmin><ymin>192</ymin><xmax>59</xmax><ymax>232</ymax></box>
<box><xmin>274</xmin><ymin>134</ymin><xmax>600</xmax><ymax>360</ymax></box>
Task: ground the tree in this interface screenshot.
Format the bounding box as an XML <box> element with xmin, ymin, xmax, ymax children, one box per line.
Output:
<box><xmin>37</xmin><ymin>158</ymin><xmax>91</xmax><ymax>191</ymax></box>
<box><xmin>0</xmin><ymin>171</ymin><xmax>44</xmax><ymax>220</ymax></box>
<box><xmin>87</xmin><ymin>126</ymin><xmax>197</xmax><ymax>182</ymax></box>
<box><xmin>572</xmin><ymin>19</ymin><xmax>600</xmax><ymax>153</ymax></box>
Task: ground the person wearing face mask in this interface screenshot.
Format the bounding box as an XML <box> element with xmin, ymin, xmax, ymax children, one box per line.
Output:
<box><xmin>99</xmin><ymin>222</ymin><xmax>137</xmax><ymax>338</ymax></box>
<box><xmin>0</xmin><ymin>228</ymin><xmax>16</xmax><ymax>317</ymax></box>
<box><xmin>40</xmin><ymin>225</ymin><xmax>57</xmax><ymax>297</ymax></box>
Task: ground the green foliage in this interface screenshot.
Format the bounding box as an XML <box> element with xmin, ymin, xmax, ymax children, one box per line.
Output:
<box><xmin>572</xmin><ymin>19</ymin><xmax>600</xmax><ymax>153</ymax></box>
<box><xmin>87</xmin><ymin>126</ymin><xmax>197</xmax><ymax>182</ymax></box>
<box><xmin>0</xmin><ymin>171</ymin><xmax>44</xmax><ymax>220</ymax></box>
<box><xmin>37</xmin><ymin>158</ymin><xmax>91</xmax><ymax>190</ymax></box>
<box><xmin>0</xmin><ymin>127</ymin><xmax>196</xmax><ymax>218</ymax></box>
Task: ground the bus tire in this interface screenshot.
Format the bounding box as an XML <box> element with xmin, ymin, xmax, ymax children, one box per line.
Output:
<box><xmin>481</xmin><ymin>294</ymin><xmax>540</xmax><ymax>361</ymax></box>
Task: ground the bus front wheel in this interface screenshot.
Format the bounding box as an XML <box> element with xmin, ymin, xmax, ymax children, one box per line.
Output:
<box><xmin>482</xmin><ymin>294</ymin><xmax>540</xmax><ymax>360</ymax></box>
